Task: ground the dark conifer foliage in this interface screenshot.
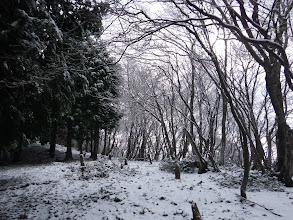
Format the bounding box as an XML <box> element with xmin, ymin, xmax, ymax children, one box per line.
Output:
<box><xmin>0</xmin><ymin>0</ymin><xmax>121</xmax><ymax>160</ymax></box>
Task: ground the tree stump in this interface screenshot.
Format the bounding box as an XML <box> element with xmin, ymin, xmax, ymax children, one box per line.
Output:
<box><xmin>191</xmin><ymin>202</ymin><xmax>202</xmax><ymax>220</ymax></box>
<box><xmin>148</xmin><ymin>154</ymin><xmax>152</xmax><ymax>164</ymax></box>
<box><xmin>80</xmin><ymin>154</ymin><xmax>85</xmax><ymax>172</ymax></box>
<box><xmin>80</xmin><ymin>154</ymin><xmax>85</xmax><ymax>167</ymax></box>
<box><xmin>175</xmin><ymin>163</ymin><xmax>180</xmax><ymax>179</ymax></box>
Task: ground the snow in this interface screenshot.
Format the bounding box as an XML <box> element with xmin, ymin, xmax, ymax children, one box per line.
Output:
<box><xmin>0</xmin><ymin>144</ymin><xmax>292</xmax><ymax>220</ymax></box>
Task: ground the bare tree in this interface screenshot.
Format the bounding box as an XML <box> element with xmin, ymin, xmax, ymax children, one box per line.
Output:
<box><xmin>108</xmin><ymin>0</ymin><xmax>293</xmax><ymax>187</ymax></box>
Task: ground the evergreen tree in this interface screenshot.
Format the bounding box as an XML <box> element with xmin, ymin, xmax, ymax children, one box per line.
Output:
<box><xmin>43</xmin><ymin>0</ymin><xmax>119</xmax><ymax>158</ymax></box>
<box><xmin>0</xmin><ymin>0</ymin><xmax>121</xmax><ymax>161</ymax></box>
<box><xmin>0</xmin><ymin>0</ymin><xmax>62</xmax><ymax>159</ymax></box>
<box><xmin>65</xmin><ymin>39</ymin><xmax>121</xmax><ymax>160</ymax></box>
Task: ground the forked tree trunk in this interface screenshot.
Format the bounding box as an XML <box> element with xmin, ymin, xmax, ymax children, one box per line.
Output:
<box><xmin>184</xmin><ymin>128</ymin><xmax>208</xmax><ymax>174</ymax></box>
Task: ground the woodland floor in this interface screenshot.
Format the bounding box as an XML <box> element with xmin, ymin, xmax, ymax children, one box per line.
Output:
<box><xmin>0</xmin><ymin>144</ymin><xmax>293</xmax><ymax>220</ymax></box>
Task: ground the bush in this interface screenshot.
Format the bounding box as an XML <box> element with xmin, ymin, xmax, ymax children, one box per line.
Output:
<box><xmin>160</xmin><ymin>155</ymin><xmax>199</xmax><ymax>173</ymax></box>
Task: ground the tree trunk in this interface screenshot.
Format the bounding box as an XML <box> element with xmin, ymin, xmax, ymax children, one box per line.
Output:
<box><xmin>90</xmin><ymin>130</ymin><xmax>94</xmax><ymax>155</ymax></box>
<box><xmin>85</xmin><ymin>138</ymin><xmax>89</xmax><ymax>152</ymax></box>
<box><xmin>184</xmin><ymin>128</ymin><xmax>208</xmax><ymax>174</ymax></box>
<box><xmin>102</xmin><ymin>129</ymin><xmax>107</xmax><ymax>155</ymax></box>
<box><xmin>240</xmin><ymin>131</ymin><xmax>250</xmax><ymax>199</ymax></box>
<box><xmin>198</xmin><ymin>98</ymin><xmax>203</xmax><ymax>154</ymax></box>
<box><xmin>278</xmin><ymin>125</ymin><xmax>293</xmax><ymax>186</ymax></box>
<box><xmin>13</xmin><ymin>142</ymin><xmax>22</xmax><ymax>163</ymax></box>
<box><xmin>169</xmin><ymin>89</ymin><xmax>177</xmax><ymax>158</ymax></box>
<box><xmin>220</xmin><ymin>92</ymin><xmax>227</xmax><ymax>166</ymax></box>
<box><xmin>156</xmin><ymin>98</ymin><xmax>174</xmax><ymax>159</ymax></box>
<box><xmin>175</xmin><ymin>163</ymin><xmax>180</xmax><ymax>179</ymax></box>
<box><xmin>139</xmin><ymin>132</ymin><xmax>146</xmax><ymax>161</ymax></box>
<box><xmin>65</xmin><ymin>120</ymin><xmax>73</xmax><ymax>161</ymax></box>
<box><xmin>249</xmin><ymin>134</ymin><xmax>265</xmax><ymax>173</ymax></box>
<box><xmin>182</xmin><ymin>132</ymin><xmax>189</xmax><ymax>159</ymax></box>
<box><xmin>191</xmin><ymin>202</ymin><xmax>202</xmax><ymax>220</ymax></box>
<box><xmin>50</xmin><ymin>122</ymin><xmax>57</xmax><ymax>158</ymax></box>
<box><xmin>78</xmin><ymin>138</ymin><xmax>83</xmax><ymax>155</ymax></box>
<box><xmin>108</xmin><ymin>132</ymin><xmax>116</xmax><ymax>156</ymax></box>
<box><xmin>126</xmin><ymin>123</ymin><xmax>134</xmax><ymax>159</ymax></box>
<box><xmin>220</xmin><ymin>35</ymin><xmax>228</xmax><ymax>166</ymax></box>
<box><xmin>266</xmin><ymin>128</ymin><xmax>274</xmax><ymax>169</ymax></box>
<box><xmin>265</xmin><ymin>61</ymin><xmax>293</xmax><ymax>186</ymax></box>
<box><xmin>91</xmin><ymin>128</ymin><xmax>100</xmax><ymax>160</ymax></box>
<box><xmin>154</xmin><ymin>134</ymin><xmax>161</xmax><ymax>161</ymax></box>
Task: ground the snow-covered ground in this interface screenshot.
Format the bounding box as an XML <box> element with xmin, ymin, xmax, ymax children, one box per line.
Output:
<box><xmin>0</xmin><ymin>144</ymin><xmax>292</xmax><ymax>220</ymax></box>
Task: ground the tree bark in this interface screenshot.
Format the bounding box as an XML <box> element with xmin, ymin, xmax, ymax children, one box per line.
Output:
<box><xmin>139</xmin><ymin>131</ymin><xmax>146</xmax><ymax>160</ymax></box>
<box><xmin>13</xmin><ymin>142</ymin><xmax>22</xmax><ymax>163</ymax></box>
<box><xmin>220</xmin><ymin>92</ymin><xmax>227</xmax><ymax>166</ymax></box>
<box><xmin>182</xmin><ymin>131</ymin><xmax>189</xmax><ymax>159</ymax></box>
<box><xmin>50</xmin><ymin>122</ymin><xmax>57</xmax><ymax>158</ymax></box>
<box><xmin>126</xmin><ymin>122</ymin><xmax>134</xmax><ymax>159</ymax></box>
<box><xmin>156</xmin><ymin>98</ymin><xmax>174</xmax><ymax>159</ymax></box>
<box><xmin>154</xmin><ymin>134</ymin><xmax>161</xmax><ymax>161</ymax></box>
<box><xmin>278</xmin><ymin>125</ymin><xmax>293</xmax><ymax>186</ymax></box>
<box><xmin>265</xmin><ymin>61</ymin><xmax>293</xmax><ymax>186</ymax></box>
<box><xmin>220</xmin><ymin>35</ymin><xmax>228</xmax><ymax>166</ymax></box>
<box><xmin>175</xmin><ymin>163</ymin><xmax>180</xmax><ymax>179</ymax></box>
<box><xmin>65</xmin><ymin>120</ymin><xmax>73</xmax><ymax>161</ymax></box>
<box><xmin>102</xmin><ymin>129</ymin><xmax>107</xmax><ymax>155</ymax></box>
<box><xmin>85</xmin><ymin>138</ymin><xmax>89</xmax><ymax>152</ymax></box>
<box><xmin>240</xmin><ymin>131</ymin><xmax>250</xmax><ymax>199</ymax></box>
<box><xmin>91</xmin><ymin>128</ymin><xmax>100</xmax><ymax>160</ymax></box>
<box><xmin>191</xmin><ymin>202</ymin><xmax>202</xmax><ymax>220</ymax></box>
<box><xmin>184</xmin><ymin>128</ymin><xmax>208</xmax><ymax>174</ymax></box>
<box><xmin>78</xmin><ymin>138</ymin><xmax>83</xmax><ymax>155</ymax></box>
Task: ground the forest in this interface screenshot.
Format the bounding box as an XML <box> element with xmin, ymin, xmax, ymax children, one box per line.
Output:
<box><xmin>1</xmin><ymin>0</ymin><xmax>293</xmax><ymax>219</ymax></box>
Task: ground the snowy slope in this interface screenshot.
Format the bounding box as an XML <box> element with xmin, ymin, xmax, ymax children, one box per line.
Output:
<box><xmin>0</xmin><ymin>145</ymin><xmax>292</xmax><ymax>220</ymax></box>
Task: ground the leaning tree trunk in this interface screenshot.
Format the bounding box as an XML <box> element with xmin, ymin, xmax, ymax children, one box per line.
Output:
<box><xmin>184</xmin><ymin>128</ymin><xmax>208</xmax><ymax>174</ymax></box>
